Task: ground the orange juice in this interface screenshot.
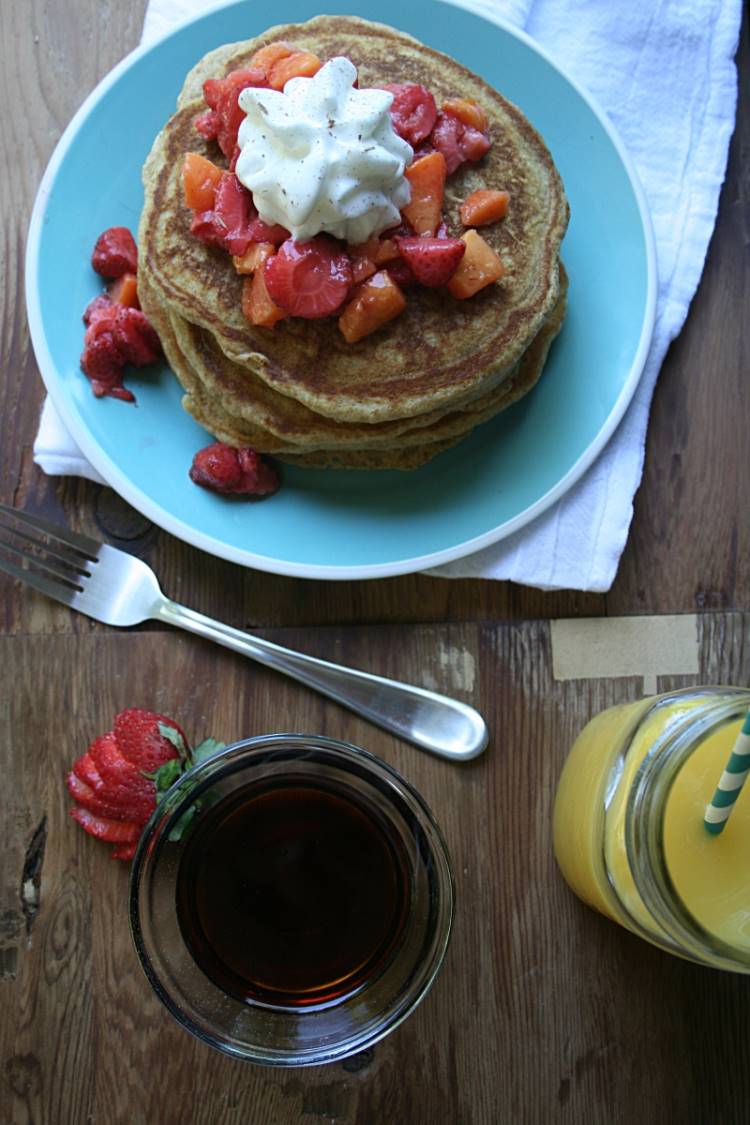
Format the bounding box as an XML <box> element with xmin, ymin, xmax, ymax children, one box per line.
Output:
<box><xmin>553</xmin><ymin>688</ymin><xmax>750</xmax><ymax>971</ymax></box>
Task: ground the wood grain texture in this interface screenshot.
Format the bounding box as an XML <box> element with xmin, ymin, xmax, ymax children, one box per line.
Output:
<box><xmin>0</xmin><ymin>3</ymin><xmax>747</xmax><ymax>632</ymax></box>
<box><xmin>2</xmin><ymin>617</ymin><xmax>749</xmax><ymax>1125</ymax></box>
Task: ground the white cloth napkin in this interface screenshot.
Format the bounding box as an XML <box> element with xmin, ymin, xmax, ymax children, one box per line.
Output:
<box><xmin>33</xmin><ymin>0</ymin><xmax>742</xmax><ymax>590</ymax></box>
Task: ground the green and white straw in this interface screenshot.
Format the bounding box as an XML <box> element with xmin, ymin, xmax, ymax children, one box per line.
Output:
<box><xmin>704</xmin><ymin>709</ymin><xmax>750</xmax><ymax>835</ymax></box>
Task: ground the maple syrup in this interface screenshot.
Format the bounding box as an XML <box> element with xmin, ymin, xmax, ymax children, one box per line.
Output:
<box><xmin>176</xmin><ymin>777</ymin><xmax>411</xmax><ymax>1007</ymax></box>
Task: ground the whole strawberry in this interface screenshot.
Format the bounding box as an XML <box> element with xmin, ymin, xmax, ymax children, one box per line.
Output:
<box><xmin>66</xmin><ymin>708</ymin><xmax>223</xmax><ymax>860</ymax></box>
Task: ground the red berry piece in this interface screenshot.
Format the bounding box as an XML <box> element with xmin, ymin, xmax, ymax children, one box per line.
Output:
<box><xmin>70</xmin><ymin>806</ymin><xmax>142</xmax><ymax>846</ymax></box>
<box><xmin>213</xmin><ymin>173</ymin><xmax>254</xmax><ymax>255</ymax></box>
<box><xmin>91</xmin><ymin>227</ymin><xmax>138</xmax><ymax>278</ymax></box>
<box><xmin>264</xmin><ymin>237</ymin><xmax>353</xmax><ymax>318</ymax></box>
<box><xmin>247</xmin><ymin>216</ymin><xmax>290</xmax><ymax>246</ymax></box>
<box><xmin>114</xmin><ymin>307</ymin><xmax>162</xmax><ymax>367</ymax></box>
<box><xmin>396</xmin><ymin>235</ymin><xmax>466</xmax><ymax>287</ymax></box>
<box><xmin>189</xmin><ymin>443</ymin><xmax>280</xmax><ymax>497</ymax></box>
<box><xmin>385</xmin><ymin>258</ymin><xmax>418</xmax><ymax>288</ymax></box>
<box><xmin>195</xmin><ymin>108</ymin><xmax>221</xmax><ymax>142</ymax></box>
<box><xmin>89</xmin><ymin>732</ymin><xmax>158</xmax><ymax>822</ymax></box>
<box><xmin>383</xmin><ymin>84</ymin><xmax>437</xmax><ymax>147</ymax></box>
<box><xmin>429</xmin><ymin>112</ymin><xmax>490</xmax><ymax>175</ymax></box>
<box><xmin>80</xmin><ymin>315</ymin><xmax>134</xmax><ymax>402</ymax></box>
<box><xmin>83</xmin><ymin>293</ymin><xmax>113</xmax><ymax>325</ymax></box>
<box><xmin>189</xmin><ymin>443</ymin><xmax>244</xmax><ymax>493</ymax></box>
<box><xmin>114</xmin><ymin>709</ymin><xmax>187</xmax><ymax>773</ymax></box>
<box><xmin>237</xmin><ymin>448</ymin><xmax>281</xmax><ymax>496</ymax></box>
<box><xmin>202</xmin><ymin>68</ymin><xmax>268</xmax><ymax>156</ymax></box>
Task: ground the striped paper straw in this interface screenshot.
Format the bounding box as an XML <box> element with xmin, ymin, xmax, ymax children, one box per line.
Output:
<box><xmin>704</xmin><ymin>709</ymin><xmax>750</xmax><ymax>835</ymax></box>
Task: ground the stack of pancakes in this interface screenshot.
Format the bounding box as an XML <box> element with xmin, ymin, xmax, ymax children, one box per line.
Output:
<box><xmin>138</xmin><ymin>16</ymin><xmax>569</xmax><ymax>469</ymax></box>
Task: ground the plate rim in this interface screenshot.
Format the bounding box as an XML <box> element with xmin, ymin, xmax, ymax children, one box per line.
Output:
<box><xmin>25</xmin><ymin>0</ymin><xmax>657</xmax><ymax>581</ymax></box>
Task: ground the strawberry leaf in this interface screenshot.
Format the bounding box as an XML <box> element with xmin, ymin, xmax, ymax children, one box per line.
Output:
<box><xmin>158</xmin><ymin>722</ymin><xmax>189</xmax><ymax>761</ymax></box>
<box><xmin>191</xmin><ymin>737</ymin><xmax>226</xmax><ymax>765</ymax></box>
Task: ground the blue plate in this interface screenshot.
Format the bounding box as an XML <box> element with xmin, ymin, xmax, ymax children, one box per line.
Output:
<box><xmin>26</xmin><ymin>0</ymin><xmax>656</xmax><ymax>579</ymax></box>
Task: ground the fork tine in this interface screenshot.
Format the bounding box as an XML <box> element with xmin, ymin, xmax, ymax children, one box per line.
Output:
<box><xmin>0</xmin><ymin>551</ymin><xmax>80</xmax><ymax>607</ymax></box>
<box><xmin>0</xmin><ymin>519</ymin><xmax>93</xmax><ymax>576</ymax></box>
<box><xmin>0</xmin><ymin>527</ymin><xmax>86</xmax><ymax>590</ymax></box>
<box><xmin>0</xmin><ymin>502</ymin><xmax>100</xmax><ymax>560</ymax></box>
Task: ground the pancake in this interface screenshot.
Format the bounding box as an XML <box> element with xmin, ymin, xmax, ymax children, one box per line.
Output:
<box><xmin>140</xmin><ymin>267</ymin><xmax>567</xmax><ymax>469</ymax></box>
<box><xmin>139</xmin><ymin>15</ymin><xmax>569</xmax><ymax>425</ymax></box>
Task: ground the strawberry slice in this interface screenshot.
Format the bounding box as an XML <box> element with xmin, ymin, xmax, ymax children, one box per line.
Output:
<box><xmin>213</xmin><ymin>173</ymin><xmax>254</xmax><ymax>256</ymax></box>
<box><xmin>91</xmin><ymin>227</ymin><xmax>138</xmax><ymax>279</ymax></box>
<box><xmin>70</xmin><ymin>806</ymin><xmax>142</xmax><ymax>845</ymax></box>
<box><xmin>73</xmin><ymin>751</ymin><xmax>104</xmax><ymax>790</ymax></box>
<box><xmin>247</xmin><ymin>216</ymin><xmax>290</xmax><ymax>246</ymax></box>
<box><xmin>396</xmin><ymin>236</ymin><xmax>466</xmax><ymax>287</ymax></box>
<box><xmin>114</xmin><ymin>709</ymin><xmax>187</xmax><ymax>773</ymax></box>
<box><xmin>89</xmin><ymin>732</ymin><xmax>158</xmax><ymax>822</ymax></box>
<box><xmin>429</xmin><ymin>112</ymin><xmax>490</xmax><ymax>175</ymax></box>
<box><xmin>189</xmin><ymin>443</ymin><xmax>280</xmax><ymax>496</ymax></box>
<box><xmin>202</xmin><ymin>68</ymin><xmax>268</xmax><ymax>156</ymax></box>
<box><xmin>383</xmin><ymin>84</ymin><xmax>437</xmax><ymax>147</ymax></box>
<box><xmin>66</xmin><ymin>764</ymin><xmax>139</xmax><ymax>821</ymax></box>
<box><xmin>264</xmin><ymin>237</ymin><xmax>353</xmax><ymax>318</ymax></box>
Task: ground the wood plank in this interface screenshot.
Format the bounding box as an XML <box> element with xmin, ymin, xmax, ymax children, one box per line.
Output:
<box><xmin>2</xmin><ymin>616</ymin><xmax>749</xmax><ymax>1123</ymax></box>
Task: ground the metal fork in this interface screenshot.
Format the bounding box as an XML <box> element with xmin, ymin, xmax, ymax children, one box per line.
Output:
<box><xmin>0</xmin><ymin>503</ymin><xmax>487</xmax><ymax>760</ymax></box>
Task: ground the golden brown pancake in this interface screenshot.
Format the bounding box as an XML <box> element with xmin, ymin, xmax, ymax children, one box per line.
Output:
<box><xmin>139</xmin><ymin>15</ymin><xmax>569</xmax><ymax>427</ymax></box>
<box><xmin>140</xmin><ymin>267</ymin><xmax>567</xmax><ymax>469</ymax></box>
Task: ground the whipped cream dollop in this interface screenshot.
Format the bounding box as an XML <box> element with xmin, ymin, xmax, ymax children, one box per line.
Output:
<box><xmin>235</xmin><ymin>57</ymin><xmax>413</xmax><ymax>244</ymax></box>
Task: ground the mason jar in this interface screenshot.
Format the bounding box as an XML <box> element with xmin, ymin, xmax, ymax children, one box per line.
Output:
<box><xmin>553</xmin><ymin>687</ymin><xmax>750</xmax><ymax>972</ymax></box>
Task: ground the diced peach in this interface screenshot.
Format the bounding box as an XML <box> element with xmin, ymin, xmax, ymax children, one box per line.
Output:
<box><xmin>447</xmin><ymin>230</ymin><xmax>505</xmax><ymax>299</ymax></box>
<box><xmin>233</xmin><ymin>241</ymin><xmax>276</xmax><ymax>275</ymax></box>
<box><xmin>182</xmin><ymin>152</ymin><xmax>224</xmax><ymax>211</ymax></box>
<box><xmin>442</xmin><ymin>97</ymin><xmax>489</xmax><ymax>133</ymax></box>
<box><xmin>108</xmin><ymin>272</ymin><xmax>139</xmax><ymax>307</ymax></box>
<box><xmin>460</xmin><ymin>189</ymin><xmax>510</xmax><ymax>228</ymax></box>
<box><xmin>269</xmin><ymin>50</ymin><xmax>322</xmax><ymax>90</ymax></box>
<box><xmin>249</xmin><ymin>41</ymin><xmax>296</xmax><ymax>77</ymax></box>
<box><xmin>402</xmin><ymin>152</ymin><xmax>446</xmax><ymax>236</ymax></box>
<box><xmin>352</xmin><ymin>256</ymin><xmax>377</xmax><ymax>285</ymax></box>
<box><xmin>338</xmin><ymin>271</ymin><xmax>407</xmax><ymax>343</ymax></box>
<box><xmin>374</xmin><ymin>238</ymin><xmax>400</xmax><ymax>264</ymax></box>
<box><xmin>241</xmin><ymin>271</ymin><xmax>287</xmax><ymax>328</ymax></box>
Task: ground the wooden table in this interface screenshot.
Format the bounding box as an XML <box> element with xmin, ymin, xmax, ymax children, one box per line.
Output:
<box><xmin>2</xmin><ymin>4</ymin><xmax>749</xmax><ymax>1122</ymax></box>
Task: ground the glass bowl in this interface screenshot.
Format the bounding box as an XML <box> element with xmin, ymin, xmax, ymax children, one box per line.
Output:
<box><xmin>129</xmin><ymin>734</ymin><xmax>454</xmax><ymax>1066</ymax></box>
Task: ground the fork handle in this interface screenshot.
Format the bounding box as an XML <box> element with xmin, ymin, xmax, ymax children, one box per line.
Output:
<box><xmin>156</xmin><ymin>599</ymin><xmax>487</xmax><ymax>761</ymax></box>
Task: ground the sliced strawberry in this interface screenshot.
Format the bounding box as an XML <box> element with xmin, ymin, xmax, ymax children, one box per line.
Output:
<box><xmin>189</xmin><ymin>443</ymin><xmax>280</xmax><ymax>496</ymax></box>
<box><xmin>66</xmin><ymin>764</ymin><xmax>140</xmax><ymax>821</ymax></box>
<box><xmin>429</xmin><ymin>112</ymin><xmax>490</xmax><ymax>175</ymax></box>
<box><xmin>264</xmin><ymin>237</ymin><xmax>353</xmax><ymax>318</ymax></box>
<box><xmin>80</xmin><ymin>316</ymin><xmax>134</xmax><ymax>402</ymax></box>
<box><xmin>212</xmin><ymin>173</ymin><xmax>254</xmax><ymax>255</ymax></box>
<box><xmin>385</xmin><ymin>258</ymin><xmax>418</xmax><ymax>288</ymax></box>
<box><xmin>203</xmin><ymin>68</ymin><xmax>268</xmax><ymax>156</ymax></box>
<box><xmin>91</xmin><ymin>227</ymin><xmax>138</xmax><ymax>278</ymax></box>
<box><xmin>114</xmin><ymin>709</ymin><xmax>187</xmax><ymax>773</ymax></box>
<box><xmin>189</xmin><ymin>443</ymin><xmax>243</xmax><ymax>492</ymax></box>
<box><xmin>237</xmin><ymin>449</ymin><xmax>280</xmax><ymax>495</ymax></box>
<box><xmin>247</xmin><ymin>216</ymin><xmax>290</xmax><ymax>245</ymax></box>
<box><xmin>113</xmin><ymin>307</ymin><xmax>162</xmax><ymax>367</ymax></box>
<box><xmin>83</xmin><ymin>293</ymin><xmax>113</xmax><ymax>325</ymax></box>
<box><xmin>89</xmin><ymin>732</ymin><xmax>157</xmax><ymax>822</ymax></box>
<box><xmin>190</xmin><ymin>209</ymin><xmax>226</xmax><ymax>249</ymax></box>
<box><xmin>194</xmin><ymin>108</ymin><xmax>221</xmax><ymax>142</ymax></box>
<box><xmin>396</xmin><ymin>236</ymin><xmax>466</xmax><ymax>287</ymax></box>
<box><xmin>70</xmin><ymin>806</ymin><xmax>142</xmax><ymax>845</ymax></box>
<box><xmin>73</xmin><ymin>751</ymin><xmax>104</xmax><ymax>790</ymax></box>
<box><xmin>383</xmin><ymin>84</ymin><xmax>437</xmax><ymax>147</ymax></box>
